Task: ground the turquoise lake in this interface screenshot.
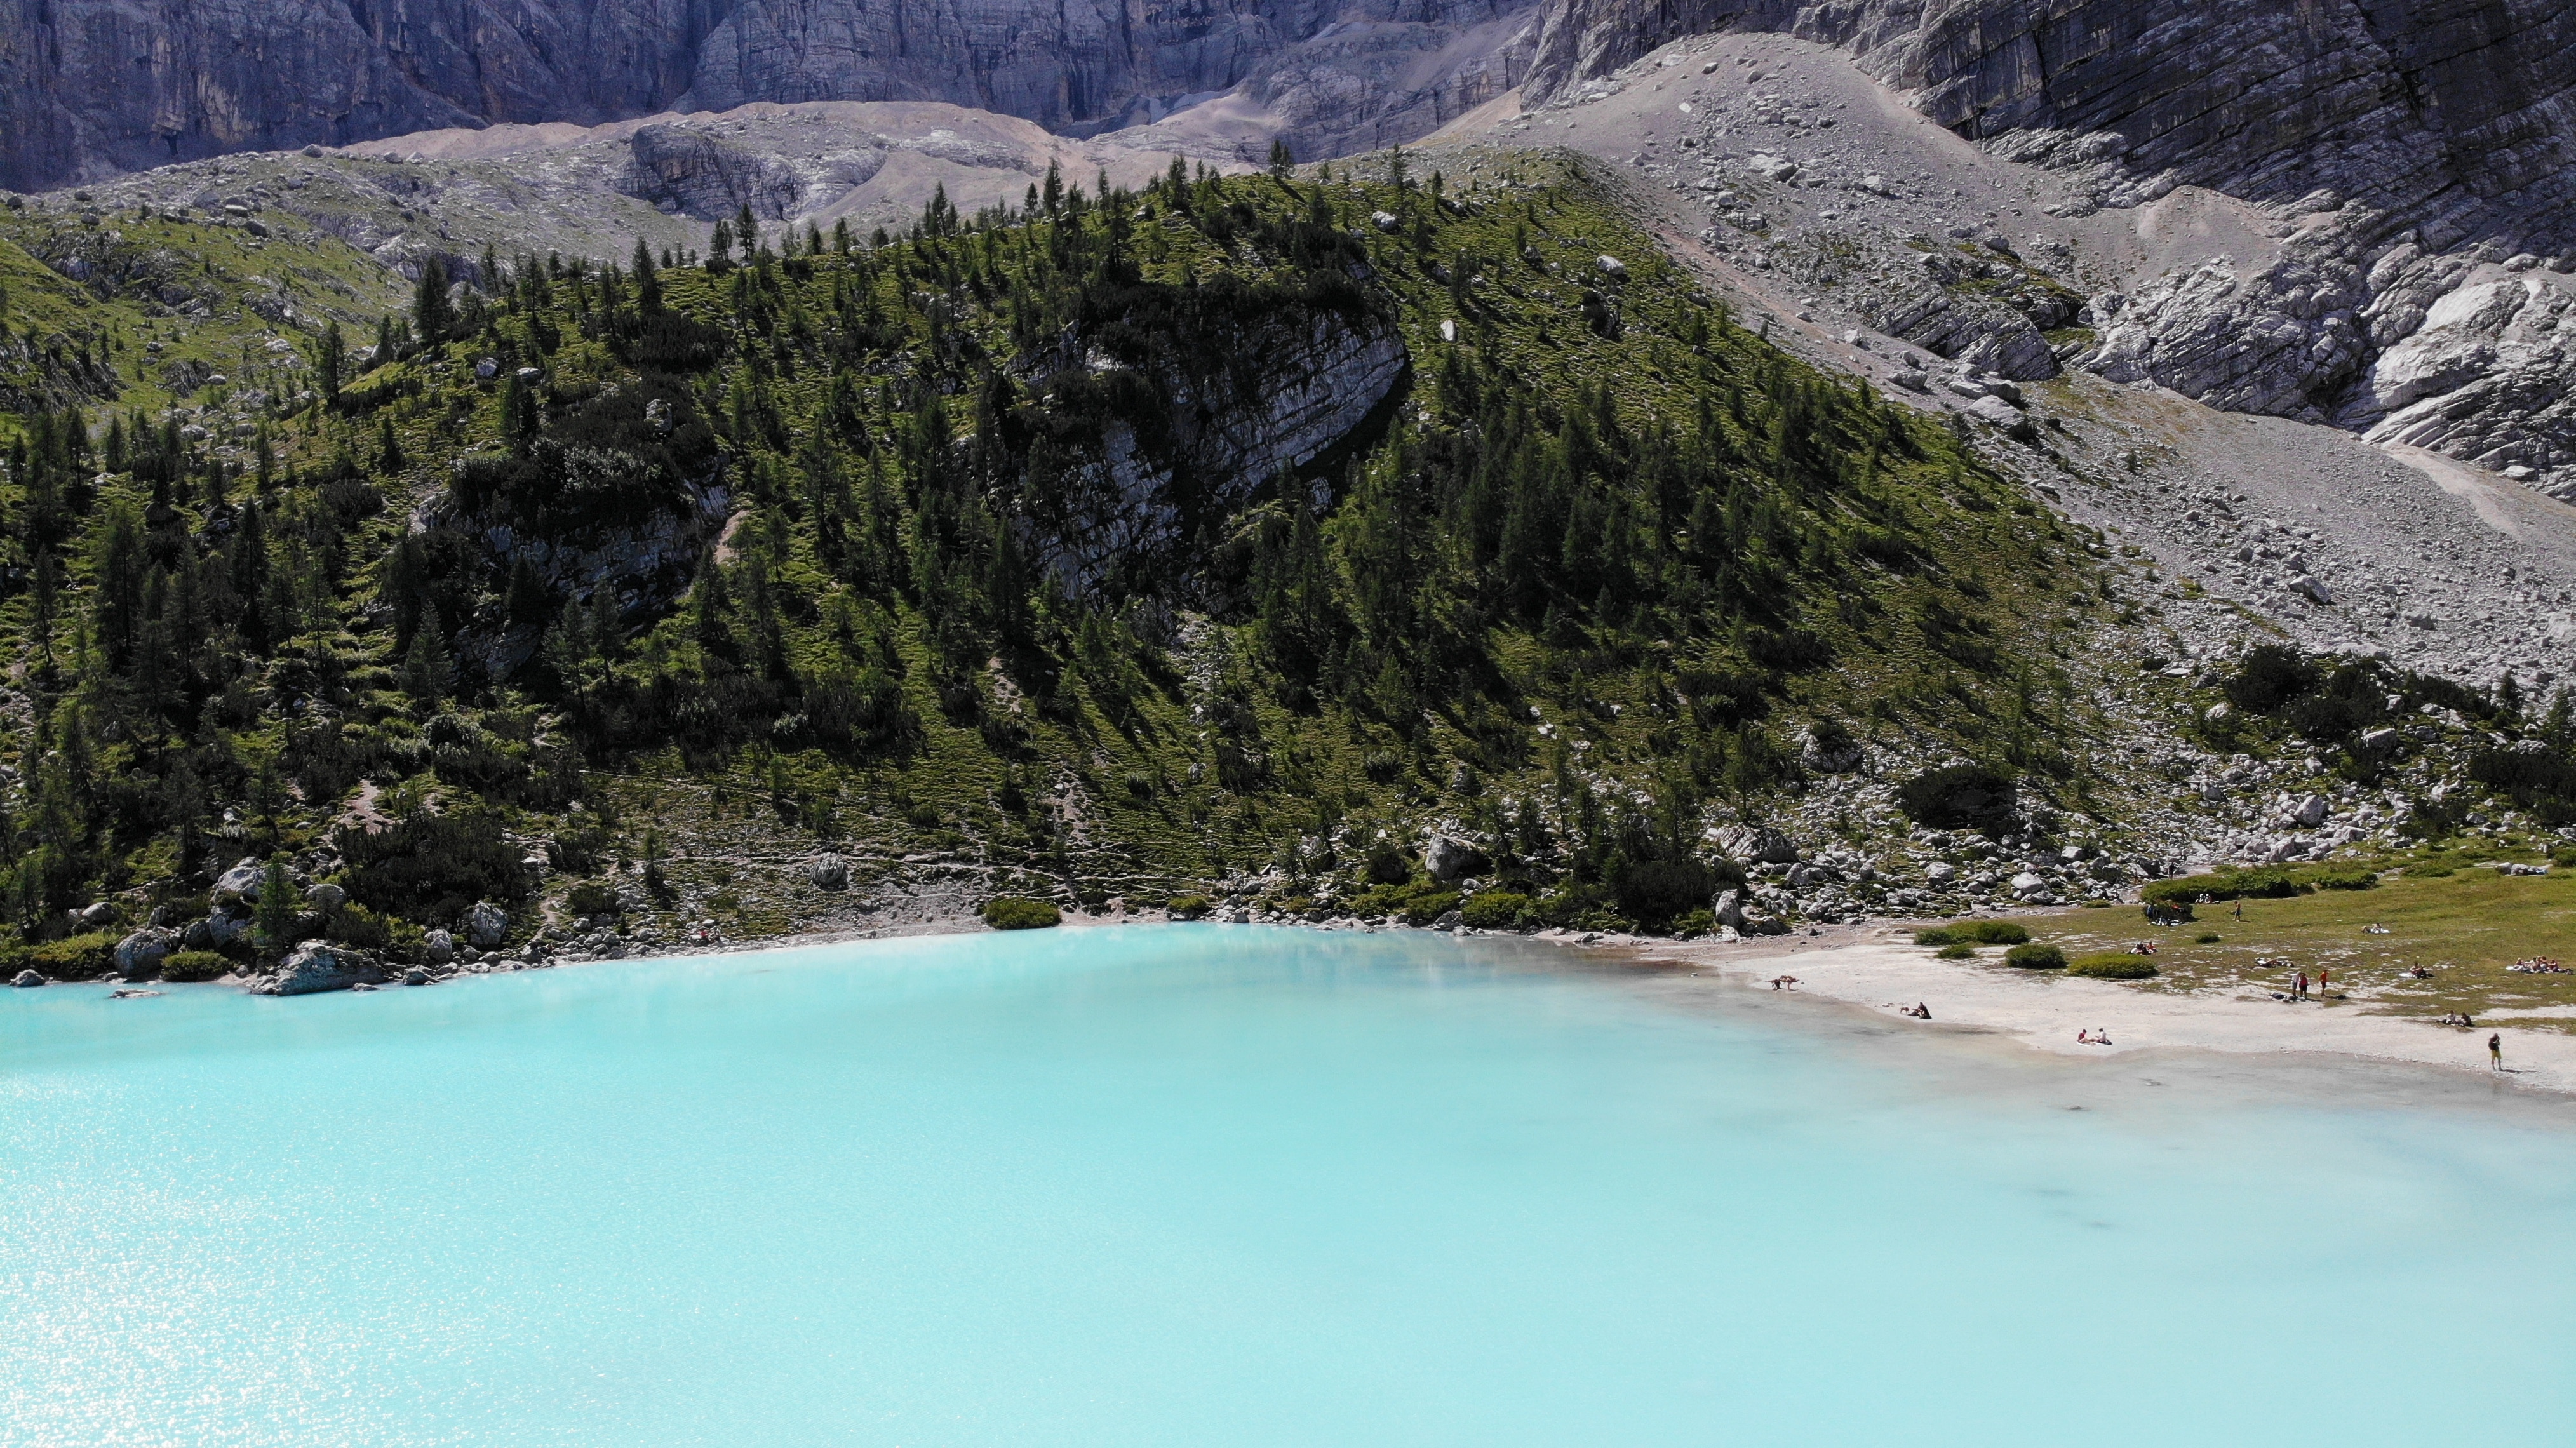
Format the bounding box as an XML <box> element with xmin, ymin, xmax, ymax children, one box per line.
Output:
<box><xmin>4</xmin><ymin>925</ymin><xmax>2571</xmax><ymax>1446</ymax></box>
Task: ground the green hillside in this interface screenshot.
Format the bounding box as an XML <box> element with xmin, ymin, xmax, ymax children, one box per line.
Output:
<box><xmin>0</xmin><ymin>151</ymin><xmax>2179</xmax><ymax>966</ymax></box>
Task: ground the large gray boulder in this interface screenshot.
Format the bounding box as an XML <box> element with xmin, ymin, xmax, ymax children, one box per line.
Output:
<box><xmin>11</xmin><ymin>969</ymin><xmax>44</xmax><ymax>988</ymax></box>
<box><xmin>422</xmin><ymin>929</ymin><xmax>456</xmax><ymax>966</ymax></box>
<box><xmin>305</xmin><ymin>882</ymin><xmax>347</xmax><ymax>914</ymax></box>
<box><xmin>464</xmin><ymin>901</ymin><xmax>509</xmax><ymax>951</ymax></box>
<box><xmin>114</xmin><ymin>928</ymin><xmax>177</xmax><ymax>981</ymax></box>
<box><xmin>806</xmin><ymin>854</ymin><xmax>850</xmax><ymax>891</ymax></box>
<box><xmin>1422</xmin><ymin>835</ymin><xmax>1489</xmax><ymax>884</ymax></box>
<box><xmin>211</xmin><ymin>857</ymin><xmax>265</xmax><ymax>899</ymax></box>
<box><xmin>256</xmin><ymin>943</ymin><xmax>386</xmax><ymax>996</ymax></box>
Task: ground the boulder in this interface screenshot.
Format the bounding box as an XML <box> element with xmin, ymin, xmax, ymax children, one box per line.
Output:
<box><xmin>256</xmin><ymin>942</ymin><xmax>386</xmax><ymax>996</ymax></box>
<box><xmin>211</xmin><ymin>857</ymin><xmax>265</xmax><ymax>898</ymax></box>
<box><xmin>1595</xmin><ymin>254</ymin><xmax>1628</xmax><ymax>279</ymax></box>
<box><xmin>2293</xmin><ymin>794</ymin><xmax>2331</xmax><ymax>828</ymax></box>
<box><xmin>305</xmin><ymin>882</ymin><xmax>347</xmax><ymax>913</ymax></box>
<box><xmin>11</xmin><ymin>969</ymin><xmax>43</xmax><ymax>988</ymax></box>
<box><xmin>1422</xmin><ymin>835</ymin><xmax>1490</xmax><ymax>884</ymax></box>
<box><xmin>77</xmin><ymin>901</ymin><xmax>117</xmax><ymax>930</ymax></box>
<box><xmin>203</xmin><ymin>911</ymin><xmax>253</xmax><ymax>948</ymax></box>
<box><xmin>1925</xmin><ymin>861</ymin><xmax>1959</xmax><ymax>885</ymax></box>
<box><xmin>806</xmin><ymin>853</ymin><xmax>850</xmax><ymax>890</ymax></box>
<box><xmin>464</xmin><ymin>901</ymin><xmax>509</xmax><ymax>950</ymax></box>
<box><xmin>114</xmin><ymin>928</ymin><xmax>176</xmax><ymax>981</ymax></box>
<box><xmin>1967</xmin><ymin>394</ymin><xmax>2037</xmax><ymax>439</ymax></box>
<box><xmin>423</xmin><ymin>929</ymin><xmax>455</xmax><ymax>965</ymax></box>
<box><xmin>1714</xmin><ymin>824</ymin><xmax>1799</xmax><ymax>865</ymax></box>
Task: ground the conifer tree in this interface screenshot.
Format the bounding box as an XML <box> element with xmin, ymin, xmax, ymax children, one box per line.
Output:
<box><xmin>253</xmin><ymin>857</ymin><xmax>299</xmax><ymax>959</ymax></box>
<box><xmin>412</xmin><ymin>255</ymin><xmax>454</xmax><ymax>344</ymax></box>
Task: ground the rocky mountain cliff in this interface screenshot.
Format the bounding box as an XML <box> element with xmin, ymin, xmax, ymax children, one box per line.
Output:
<box><xmin>0</xmin><ymin>0</ymin><xmax>1531</xmax><ymax>193</ymax></box>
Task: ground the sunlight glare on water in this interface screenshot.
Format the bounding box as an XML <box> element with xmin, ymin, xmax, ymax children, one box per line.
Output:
<box><xmin>3</xmin><ymin>925</ymin><xmax>2570</xmax><ymax>1446</ymax></box>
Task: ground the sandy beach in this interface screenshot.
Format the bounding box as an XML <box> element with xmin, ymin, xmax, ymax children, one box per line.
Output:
<box><xmin>1609</xmin><ymin>925</ymin><xmax>2576</xmax><ymax>1097</ymax></box>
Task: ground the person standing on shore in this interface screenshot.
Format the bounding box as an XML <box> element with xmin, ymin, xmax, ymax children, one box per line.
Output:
<box><xmin>2295</xmin><ymin>970</ymin><xmax>2308</xmax><ymax>1001</ymax></box>
<box><xmin>2318</xmin><ymin>967</ymin><xmax>2330</xmax><ymax>997</ymax></box>
<box><xmin>2490</xmin><ymin>1033</ymin><xmax>2504</xmax><ymax>1071</ymax></box>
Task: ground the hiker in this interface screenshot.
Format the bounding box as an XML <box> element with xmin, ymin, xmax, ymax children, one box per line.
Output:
<box><xmin>2294</xmin><ymin>970</ymin><xmax>2308</xmax><ymax>1001</ymax></box>
<box><xmin>2318</xmin><ymin>967</ymin><xmax>2330</xmax><ymax>996</ymax></box>
<box><xmin>2232</xmin><ymin>899</ymin><xmax>2243</xmax><ymax>922</ymax></box>
<box><xmin>2490</xmin><ymin>1033</ymin><xmax>2503</xmax><ymax>1071</ymax></box>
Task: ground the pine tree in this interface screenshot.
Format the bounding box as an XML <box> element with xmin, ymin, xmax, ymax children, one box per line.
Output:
<box><xmin>253</xmin><ymin>857</ymin><xmax>300</xmax><ymax>959</ymax></box>
<box><xmin>412</xmin><ymin>255</ymin><xmax>454</xmax><ymax>344</ymax></box>
<box><xmin>633</xmin><ymin>238</ymin><xmax>662</xmax><ymax>312</ymax></box>
<box><xmin>377</xmin><ymin>415</ymin><xmax>406</xmax><ymax>474</ymax></box>
<box><xmin>399</xmin><ymin>625</ymin><xmax>454</xmax><ymax>707</ymax></box>
<box><xmin>1268</xmin><ymin>136</ymin><xmax>1295</xmax><ymax>178</ymax></box>
<box><xmin>709</xmin><ymin>218</ymin><xmax>735</xmax><ymax>274</ymax></box>
<box><xmin>318</xmin><ymin>319</ymin><xmax>345</xmax><ymax>399</ymax></box>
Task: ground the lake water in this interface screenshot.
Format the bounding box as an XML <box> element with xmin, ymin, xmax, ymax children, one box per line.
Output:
<box><xmin>4</xmin><ymin>926</ymin><xmax>2571</xmax><ymax>1446</ymax></box>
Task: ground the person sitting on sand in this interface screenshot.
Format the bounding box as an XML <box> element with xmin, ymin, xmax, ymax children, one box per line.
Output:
<box><xmin>1915</xmin><ymin>1002</ymin><xmax>1931</xmax><ymax>1021</ymax></box>
<box><xmin>2076</xmin><ymin>1029</ymin><xmax>2093</xmax><ymax>1043</ymax></box>
<box><xmin>2094</xmin><ymin>1029</ymin><xmax>2112</xmax><ymax>1045</ymax></box>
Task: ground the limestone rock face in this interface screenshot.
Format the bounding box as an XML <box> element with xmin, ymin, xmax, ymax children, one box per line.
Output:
<box><xmin>1019</xmin><ymin>282</ymin><xmax>1409</xmax><ymax>589</ymax></box>
<box><xmin>1713</xmin><ymin>824</ymin><xmax>1797</xmax><ymax>865</ymax></box>
<box><xmin>0</xmin><ymin>0</ymin><xmax>1527</xmax><ymax>192</ymax></box>
<box><xmin>1524</xmin><ymin>0</ymin><xmax>2576</xmax><ymax>492</ymax></box>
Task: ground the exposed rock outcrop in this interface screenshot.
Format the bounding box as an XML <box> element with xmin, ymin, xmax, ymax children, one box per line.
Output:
<box><xmin>0</xmin><ymin>0</ymin><xmax>1527</xmax><ymax>193</ymax></box>
<box><xmin>1526</xmin><ymin>0</ymin><xmax>2576</xmax><ymax>492</ymax></box>
<box><xmin>1017</xmin><ymin>280</ymin><xmax>1409</xmax><ymax>589</ymax></box>
<box><xmin>253</xmin><ymin>942</ymin><xmax>386</xmax><ymax>996</ymax></box>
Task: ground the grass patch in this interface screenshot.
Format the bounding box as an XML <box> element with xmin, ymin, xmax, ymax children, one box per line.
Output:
<box><xmin>1915</xmin><ymin>920</ymin><xmax>2029</xmax><ymax>946</ymax></box>
<box><xmin>2031</xmin><ymin>869</ymin><xmax>2576</xmax><ymax>1024</ymax></box>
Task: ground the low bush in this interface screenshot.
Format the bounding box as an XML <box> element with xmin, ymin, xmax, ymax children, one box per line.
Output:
<box><xmin>565</xmin><ymin>882</ymin><xmax>623</xmax><ymax>916</ymax></box>
<box><xmin>1164</xmin><ymin>894</ymin><xmax>1214</xmax><ymax>920</ymax></box>
<box><xmin>14</xmin><ymin>932</ymin><xmax>122</xmax><ymax>980</ymax></box>
<box><xmin>161</xmin><ymin>951</ymin><xmax>230</xmax><ymax>982</ymax></box>
<box><xmin>2067</xmin><ymin>951</ymin><xmax>2159</xmax><ymax>979</ymax></box>
<box><xmin>1459</xmin><ymin>890</ymin><xmax>1533</xmax><ymax>930</ymax></box>
<box><xmin>1914</xmin><ymin>920</ymin><xmax>2030</xmax><ymax>947</ymax></box>
<box><xmin>1671</xmin><ymin>907</ymin><xmax>1717</xmax><ymax>939</ymax></box>
<box><xmin>1399</xmin><ymin>891</ymin><xmax>1462</xmax><ymax>927</ymax></box>
<box><xmin>2142</xmin><ymin>868</ymin><xmax>2299</xmax><ymax>906</ymax></box>
<box><xmin>326</xmin><ymin>905</ymin><xmax>395</xmax><ymax>949</ymax></box>
<box><xmin>983</xmin><ymin>897</ymin><xmax>1062</xmax><ymax>930</ymax></box>
<box><xmin>2295</xmin><ymin>865</ymin><xmax>2379</xmax><ymax>892</ymax></box>
<box><xmin>1895</xmin><ymin>765</ymin><xmax>2016</xmax><ymax>829</ymax></box>
<box><xmin>2004</xmin><ymin>942</ymin><xmax>2066</xmax><ymax>970</ymax></box>
<box><xmin>1935</xmin><ymin>942</ymin><xmax>1977</xmax><ymax>960</ymax></box>
<box><xmin>2193</xmin><ymin>932</ymin><xmax>2223</xmax><ymax>944</ymax></box>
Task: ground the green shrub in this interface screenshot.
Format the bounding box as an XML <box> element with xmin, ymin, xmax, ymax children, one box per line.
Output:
<box><xmin>565</xmin><ymin>881</ymin><xmax>622</xmax><ymax>916</ymax></box>
<box><xmin>1361</xmin><ymin>841</ymin><xmax>1413</xmax><ymax>886</ymax></box>
<box><xmin>1165</xmin><ymin>894</ymin><xmax>1214</xmax><ymax>920</ymax></box>
<box><xmin>1399</xmin><ymin>891</ymin><xmax>1461</xmax><ymax>927</ymax></box>
<box><xmin>2004</xmin><ymin>942</ymin><xmax>2065</xmax><ymax>970</ymax></box>
<box><xmin>2067</xmin><ymin>951</ymin><xmax>2158</xmax><ymax>979</ymax></box>
<box><xmin>983</xmin><ymin>897</ymin><xmax>1062</xmax><ymax>930</ymax></box>
<box><xmin>1894</xmin><ymin>765</ymin><xmax>2016</xmax><ymax>828</ymax></box>
<box><xmin>1671</xmin><ymin>907</ymin><xmax>1716</xmax><ymax>939</ymax></box>
<box><xmin>1935</xmin><ymin>942</ymin><xmax>1976</xmax><ymax>960</ymax></box>
<box><xmin>1915</xmin><ymin>920</ymin><xmax>2030</xmax><ymax>946</ymax></box>
<box><xmin>2142</xmin><ymin>868</ymin><xmax>2298</xmax><ymax>905</ymax></box>
<box><xmin>23</xmin><ymin>932</ymin><xmax>121</xmax><ymax>980</ymax></box>
<box><xmin>160</xmin><ymin>951</ymin><xmax>230</xmax><ymax>982</ymax></box>
<box><xmin>2193</xmin><ymin>932</ymin><xmax>2222</xmax><ymax>944</ymax></box>
<box><xmin>326</xmin><ymin>904</ymin><xmax>395</xmax><ymax>949</ymax></box>
<box><xmin>2295</xmin><ymin>865</ymin><xmax>2379</xmax><ymax>892</ymax></box>
<box><xmin>1459</xmin><ymin>890</ymin><xmax>1533</xmax><ymax>930</ymax></box>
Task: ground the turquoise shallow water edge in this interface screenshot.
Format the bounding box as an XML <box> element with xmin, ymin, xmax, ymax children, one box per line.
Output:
<box><xmin>4</xmin><ymin>925</ymin><xmax>2571</xmax><ymax>1447</ymax></box>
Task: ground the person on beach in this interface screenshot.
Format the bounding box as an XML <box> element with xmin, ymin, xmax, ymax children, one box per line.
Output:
<box><xmin>2490</xmin><ymin>1033</ymin><xmax>2503</xmax><ymax>1071</ymax></box>
<box><xmin>2318</xmin><ymin>967</ymin><xmax>2330</xmax><ymax>996</ymax></box>
<box><xmin>2295</xmin><ymin>970</ymin><xmax>2308</xmax><ymax>1001</ymax></box>
<box><xmin>1915</xmin><ymin>1002</ymin><xmax>1931</xmax><ymax>1021</ymax></box>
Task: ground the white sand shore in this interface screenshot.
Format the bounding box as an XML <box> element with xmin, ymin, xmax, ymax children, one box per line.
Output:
<box><xmin>1611</xmin><ymin>926</ymin><xmax>2576</xmax><ymax>1097</ymax></box>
